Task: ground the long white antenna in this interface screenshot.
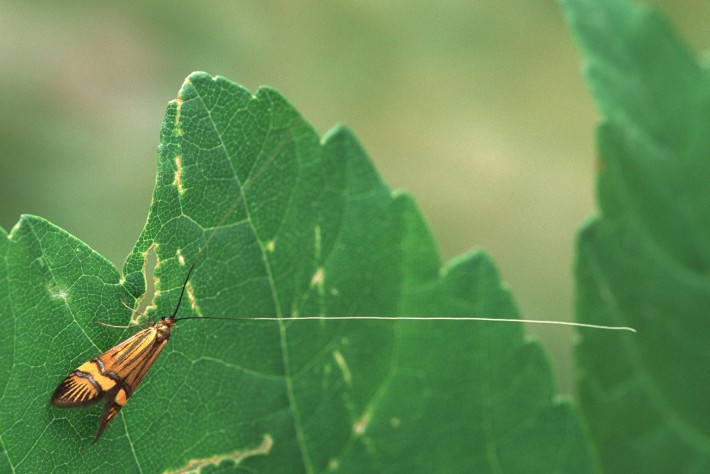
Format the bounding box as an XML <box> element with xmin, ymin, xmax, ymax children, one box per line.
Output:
<box><xmin>174</xmin><ymin>315</ymin><xmax>636</xmax><ymax>333</ymax></box>
<box><xmin>145</xmin><ymin>117</ymin><xmax>636</xmax><ymax>336</ymax></box>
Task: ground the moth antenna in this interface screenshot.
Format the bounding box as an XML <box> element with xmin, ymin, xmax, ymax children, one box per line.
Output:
<box><xmin>173</xmin><ymin>315</ymin><xmax>636</xmax><ymax>333</ymax></box>
<box><xmin>98</xmin><ymin>298</ymin><xmax>153</xmax><ymax>329</ymax></box>
<box><xmin>118</xmin><ymin>297</ymin><xmax>149</xmax><ymax>321</ymax></box>
<box><xmin>164</xmin><ymin>136</ymin><xmax>637</xmax><ymax>334</ymax></box>
<box><xmin>96</xmin><ymin>320</ymin><xmax>154</xmax><ymax>329</ymax></box>
<box><xmin>171</xmin><ymin>263</ymin><xmax>197</xmax><ymax>319</ymax></box>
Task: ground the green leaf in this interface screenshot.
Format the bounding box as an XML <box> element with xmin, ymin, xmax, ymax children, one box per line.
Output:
<box><xmin>1</xmin><ymin>72</ymin><xmax>595</xmax><ymax>473</ymax></box>
<box><xmin>563</xmin><ymin>0</ymin><xmax>710</xmax><ymax>472</ymax></box>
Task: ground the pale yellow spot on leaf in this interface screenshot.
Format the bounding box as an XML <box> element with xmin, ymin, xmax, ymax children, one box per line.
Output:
<box><xmin>354</xmin><ymin>412</ymin><xmax>370</xmax><ymax>435</ymax></box>
<box><xmin>166</xmin><ymin>434</ymin><xmax>273</xmax><ymax>474</ymax></box>
<box><xmin>173</xmin><ymin>156</ymin><xmax>185</xmax><ymax>194</ymax></box>
<box><xmin>171</xmin><ymin>97</ymin><xmax>183</xmax><ymax>125</ymax></box>
<box><xmin>186</xmin><ymin>281</ymin><xmax>202</xmax><ymax>316</ymax></box>
<box><xmin>333</xmin><ymin>350</ymin><xmax>352</xmax><ymax>386</ymax></box>
<box><xmin>133</xmin><ymin>243</ymin><xmax>160</xmax><ymax>324</ymax></box>
<box><xmin>48</xmin><ymin>285</ymin><xmax>68</xmax><ymax>301</ymax></box>
<box><xmin>312</xmin><ymin>267</ymin><xmax>325</xmax><ymax>286</ymax></box>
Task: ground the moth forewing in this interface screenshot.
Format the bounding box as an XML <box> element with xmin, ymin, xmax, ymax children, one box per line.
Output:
<box><xmin>51</xmin><ymin>317</ymin><xmax>175</xmax><ymax>443</ymax></box>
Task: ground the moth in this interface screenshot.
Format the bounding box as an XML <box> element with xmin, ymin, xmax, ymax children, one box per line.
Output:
<box><xmin>51</xmin><ymin>265</ymin><xmax>198</xmax><ymax>443</ymax></box>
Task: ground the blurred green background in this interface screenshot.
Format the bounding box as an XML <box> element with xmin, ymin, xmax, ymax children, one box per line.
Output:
<box><xmin>1</xmin><ymin>1</ymin><xmax>708</xmax><ymax>393</ymax></box>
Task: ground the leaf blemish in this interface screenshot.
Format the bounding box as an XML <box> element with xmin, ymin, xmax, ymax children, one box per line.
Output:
<box><xmin>48</xmin><ymin>284</ymin><xmax>68</xmax><ymax>301</ymax></box>
<box><xmin>139</xmin><ymin>243</ymin><xmax>160</xmax><ymax>321</ymax></box>
<box><xmin>172</xmin><ymin>97</ymin><xmax>183</xmax><ymax>125</ymax></box>
<box><xmin>174</xmin><ymin>155</ymin><xmax>185</xmax><ymax>194</ymax></box>
<box><xmin>167</xmin><ymin>434</ymin><xmax>273</xmax><ymax>474</ymax></box>
<box><xmin>333</xmin><ymin>349</ymin><xmax>352</xmax><ymax>386</ymax></box>
<box><xmin>353</xmin><ymin>411</ymin><xmax>370</xmax><ymax>435</ymax></box>
<box><xmin>185</xmin><ymin>281</ymin><xmax>202</xmax><ymax>316</ymax></box>
<box><xmin>311</xmin><ymin>267</ymin><xmax>325</xmax><ymax>287</ymax></box>
<box><xmin>266</xmin><ymin>240</ymin><xmax>275</xmax><ymax>252</ymax></box>
<box><xmin>176</xmin><ymin>248</ymin><xmax>185</xmax><ymax>266</ymax></box>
